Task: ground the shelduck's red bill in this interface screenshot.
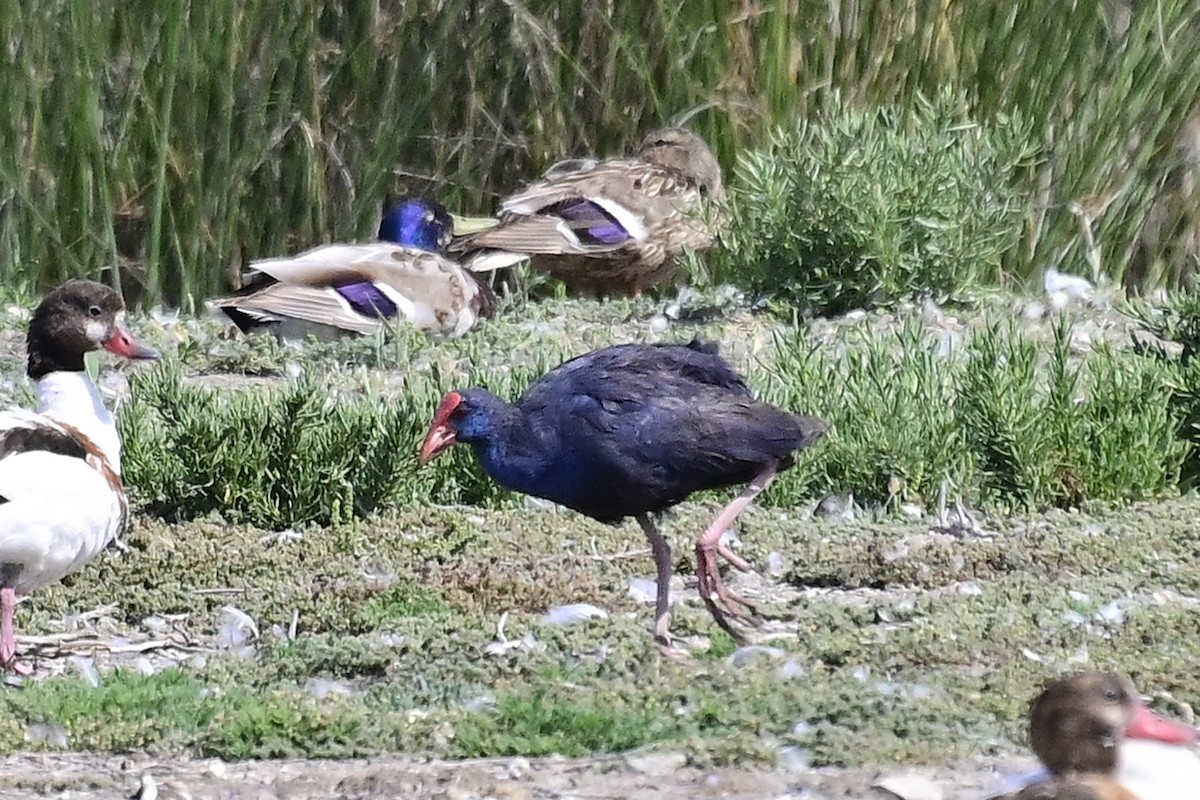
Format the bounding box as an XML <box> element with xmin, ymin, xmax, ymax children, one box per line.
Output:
<box><xmin>102</xmin><ymin>326</ymin><xmax>159</xmax><ymax>361</ymax></box>
<box><xmin>1126</xmin><ymin>702</ymin><xmax>1199</xmax><ymax>745</ymax></box>
<box><xmin>419</xmin><ymin>392</ymin><xmax>463</xmax><ymax>464</ymax></box>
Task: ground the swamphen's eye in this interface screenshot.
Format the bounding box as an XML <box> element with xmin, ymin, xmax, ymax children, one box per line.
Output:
<box><xmin>88</xmin><ymin>305</ymin><xmax>102</xmax><ymax>317</ymax></box>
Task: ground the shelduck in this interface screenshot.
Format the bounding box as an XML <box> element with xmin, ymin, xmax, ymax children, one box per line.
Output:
<box><xmin>0</xmin><ymin>279</ymin><xmax>158</xmax><ymax>674</ymax></box>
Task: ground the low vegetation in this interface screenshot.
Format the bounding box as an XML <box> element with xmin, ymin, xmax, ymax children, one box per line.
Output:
<box><xmin>120</xmin><ymin>296</ymin><xmax>1187</xmax><ymax>530</ymax></box>
<box><xmin>4</xmin><ymin>498</ymin><xmax>1200</xmax><ymax>765</ymax></box>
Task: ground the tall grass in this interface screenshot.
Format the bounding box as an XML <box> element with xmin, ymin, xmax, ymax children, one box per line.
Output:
<box><xmin>1</xmin><ymin>0</ymin><xmax>1198</xmax><ymax>306</ymax></box>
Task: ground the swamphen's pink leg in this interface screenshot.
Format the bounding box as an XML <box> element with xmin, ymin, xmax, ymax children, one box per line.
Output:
<box><xmin>0</xmin><ymin>588</ymin><xmax>32</xmax><ymax>675</ymax></box>
<box><xmin>636</xmin><ymin>514</ymin><xmax>687</xmax><ymax>658</ymax></box>
<box><xmin>694</xmin><ymin>466</ymin><xmax>776</xmax><ymax>643</ymax></box>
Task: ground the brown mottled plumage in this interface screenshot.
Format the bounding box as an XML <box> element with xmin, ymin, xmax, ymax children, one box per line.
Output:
<box><xmin>454</xmin><ymin>127</ymin><xmax>724</xmax><ymax>296</ymax></box>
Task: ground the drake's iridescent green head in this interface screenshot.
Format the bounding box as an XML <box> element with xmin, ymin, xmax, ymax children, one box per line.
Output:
<box><xmin>378</xmin><ymin>197</ymin><xmax>454</xmax><ymax>252</ymax></box>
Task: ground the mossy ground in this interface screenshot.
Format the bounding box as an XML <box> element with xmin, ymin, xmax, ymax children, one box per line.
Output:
<box><xmin>0</xmin><ymin>292</ymin><xmax>1197</xmax><ymax>787</ymax></box>
<box><xmin>7</xmin><ymin>486</ymin><xmax>1200</xmax><ymax>769</ymax></box>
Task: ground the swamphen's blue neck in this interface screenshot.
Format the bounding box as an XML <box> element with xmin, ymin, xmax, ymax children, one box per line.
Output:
<box><xmin>454</xmin><ymin>390</ymin><xmax>592</xmax><ymax>510</ymax></box>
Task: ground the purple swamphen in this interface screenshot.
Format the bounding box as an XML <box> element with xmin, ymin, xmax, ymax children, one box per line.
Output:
<box><xmin>419</xmin><ymin>339</ymin><xmax>828</xmax><ymax>653</ymax></box>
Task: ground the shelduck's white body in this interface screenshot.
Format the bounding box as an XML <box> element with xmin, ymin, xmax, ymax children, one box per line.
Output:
<box><xmin>0</xmin><ymin>373</ymin><xmax>126</xmax><ymax>593</ymax></box>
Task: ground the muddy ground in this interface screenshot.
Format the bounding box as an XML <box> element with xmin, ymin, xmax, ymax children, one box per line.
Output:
<box><xmin>0</xmin><ymin>748</ymin><xmax>1032</xmax><ymax>799</ymax></box>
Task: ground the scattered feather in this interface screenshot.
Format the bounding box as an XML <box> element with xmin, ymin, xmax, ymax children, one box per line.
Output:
<box><xmin>777</xmin><ymin>746</ymin><xmax>811</xmax><ymax>773</ymax></box>
<box><xmin>463</xmin><ymin>694</ymin><xmax>497</xmax><ymax>713</ymax></box>
<box><xmin>726</xmin><ymin>645</ymin><xmax>786</xmax><ymax>669</ymax></box>
<box><xmin>778</xmin><ymin>658</ymin><xmax>808</xmax><ymax>680</ymax></box>
<box><xmin>484</xmin><ymin>631</ymin><xmax>544</xmax><ymax>657</ymax></box>
<box><xmin>1045</xmin><ymin>267</ymin><xmax>1093</xmax><ymax>310</ymax></box>
<box><xmin>1095</xmin><ymin>600</ymin><xmax>1126</xmax><ymax>625</ymax></box>
<box><xmin>1044</xmin><ymin>267</ymin><xmax>1093</xmax><ymax>299</ymax></box>
<box><xmin>540</xmin><ymin>603</ymin><xmax>609</xmax><ymax>626</ymax></box>
<box><xmin>216</xmin><ymin>605</ymin><xmax>259</xmax><ymax>651</ymax></box>
<box><xmin>69</xmin><ymin>656</ymin><xmax>100</xmax><ymax>688</ymax></box>
<box><xmin>258</xmin><ymin>529</ymin><xmax>303</xmax><ymax>546</ymax></box>
<box><xmin>25</xmin><ymin>722</ymin><xmax>69</xmax><ymax>748</ymax></box>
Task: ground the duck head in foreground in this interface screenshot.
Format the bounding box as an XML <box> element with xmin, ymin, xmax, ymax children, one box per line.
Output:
<box><xmin>990</xmin><ymin>671</ymin><xmax>1199</xmax><ymax>800</ymax></box>
<box><xmin>210</xmin><ymin>196</ymin><xmax>496</xmax><ymax>341</ymax></box>
<box><xmin>0</xmin><ymin>279</ymin><xmax>157</xmax><ymax>674</ymax></box>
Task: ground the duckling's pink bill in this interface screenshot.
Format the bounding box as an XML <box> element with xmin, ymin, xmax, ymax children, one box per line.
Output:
<box><xmin>1127</xmin><ymin>703</ymin><xmax>1199</xmax><ymax>744</ymax></box>
<box><xmin>103</xmin><ymin>327</ymin><xmax>159</xmax><ymax>360</ymax></box>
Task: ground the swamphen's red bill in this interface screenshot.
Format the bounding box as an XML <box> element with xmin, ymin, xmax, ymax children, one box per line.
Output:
<box><xmin>102</xmin><ymin>325</ymin><xmax>159</xmax><ymax>361</ymax></box>
<box><xmin>420</xmin><ymin>391</ymin><xmax>462</xmax><ymax>463</ymax></box>
<box><xmin>1127</xmin><ymin>702</ymin><xmax>1198</xmax><ymax>744</ymax></box>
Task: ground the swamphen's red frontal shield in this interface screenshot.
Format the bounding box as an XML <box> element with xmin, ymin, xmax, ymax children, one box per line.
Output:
<box><xmin>419</xmin><ymin>338</ymin><xmax>828</xmax><ymax>654</ymax></box>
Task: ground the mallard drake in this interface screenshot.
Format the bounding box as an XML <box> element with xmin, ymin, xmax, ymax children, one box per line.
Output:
<box><xmin>987</xmin><ymin>672</ymin><xmax>1199</xmax><ymax>800</ymax></box>
<box><xmin>210</xmin><ymin>197</ymin><xmax>497</xmax><ymax>340</ymax></box>
<box><xmin>0</xmin><ymin>279</ymin><xmax>158</xmax><ymax>674</ymax></box>
<box><xmin>453</xmin><ymin>127</ymin><xmax>724</xmax><ymax>297</ymax></box>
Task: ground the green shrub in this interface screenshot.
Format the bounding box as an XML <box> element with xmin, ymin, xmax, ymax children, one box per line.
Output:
<box><xmin>117</xmin><ymin>337</ymin><xmax>568</xmax><ymax>528</ymax></box>
<box><xmin>1127</xmin><ymin>292</ymin><xmax>1200</xmax><ymax>491</ymax></box>
<box><xmin>761</xmin><ymin>317</ymin><xmax>1185</xmax><ymax>512</ymax></box>
<box><xmin>119</xmin><ymin>362</ymin><xmax>420</xmax><ymax>527</ymax></box>
<box><xmin>705</xmin><ymin>90</ymin><xmax>1038</xmax><ymax>315</ymax></box>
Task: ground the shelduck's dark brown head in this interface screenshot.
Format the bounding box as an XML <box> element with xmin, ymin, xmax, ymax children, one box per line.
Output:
<box><xmin>1028</xmin><ymin>671</ymin><xmax>1198</xmax><ymax>778</ymax></box>
<box><xmin>26</xmin><ymin>279</ymin><xmax>159</xmax><ymax>380</ymax></box>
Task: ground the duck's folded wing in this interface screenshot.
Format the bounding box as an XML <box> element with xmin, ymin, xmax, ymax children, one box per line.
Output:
<box><xmin>455</xmin><ymin>215</ymin><xmax>612</xmax><ymax>257</ymax></box>
<box><xmin>212</xmin><ymin>283</ymin><xmax>383</xmax><ymax>334</ymax></box>
<box><xmin>458</xmin><ymin>164</ymin><xmax>702</xmax><ymax>258</ymax></box>
<box><xmin>244</xmin><ymin>244</ymin><xmax>402</xmax><ymax>287</ymax></box>
<box><xmin>217</xmin><ymin>248</ymin><xmax>493</xmax><ymax>337</ymax></box>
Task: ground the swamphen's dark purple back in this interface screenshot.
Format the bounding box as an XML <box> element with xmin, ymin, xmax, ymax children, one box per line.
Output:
<box><xmin>464</xmin><ymin>339</ymin><xmax>827</xmax><ymax>524</ymax></box>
